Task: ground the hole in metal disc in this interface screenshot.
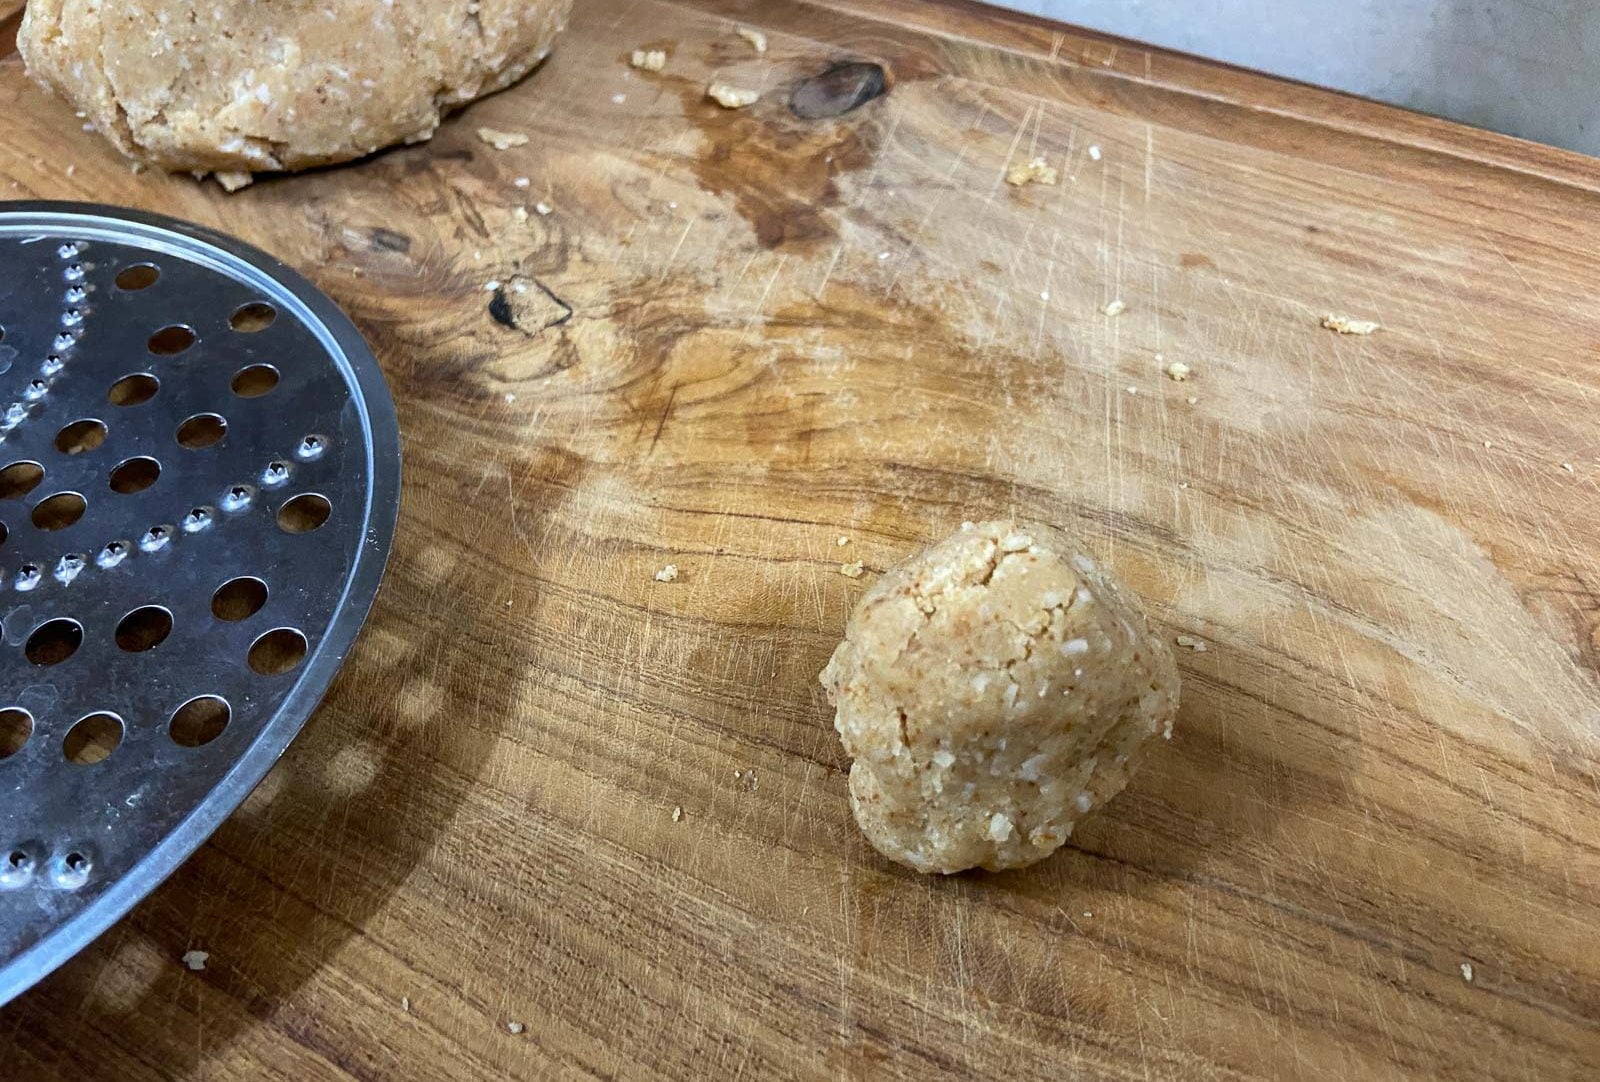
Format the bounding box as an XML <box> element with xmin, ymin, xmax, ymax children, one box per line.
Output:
<box><xmin>212</xmin><ymin>577</ymin><xmax>268</xmax><ymax>621</ymax></box>
<box><xmin>0</xmin><ymin>461</ymin><xmax>44</xmax><ymax>500</ymax></box>
<box><xmin>176</xmin><ymin>413</ymin><xmax>226</xmax><ymax>449</ymax></box>
<box><xmin>248</xmin><ymin>628</ymin><xmax>307</xmax><ymax>675</ymax></box>
<box><xmin>25</xmin><ymin>618</ymin><xmax>82</xmax><ymax>665</ymax></box>
<box><xmin>108</xmin><ymin>373</ymin><xmax>159</xmax><ymax>406</ymax></box>
<box><xmin>147</xmin><ymin>324</ymin><xmax>196</xmax><ymax>355</ymax></box>
<box><xmin>169</xmin><ymin>696</ymin><xmax>231</xmax><ymax>747</ymax></box>
<box><xmin>0</xmin><ymin>708</ymin><xmax>33</xmax><ymax>759</ymax></box>
<box><xmin>230</xmin><ymin>364</ymin><xmax>280</xmax><ymax>398</ymax></box>
<box><xmin>55</xmin><ymin>418</ymin><xmax>107</xmax><ymax>456</ymax></box>
<box><xmin>109</xmin><ymin>456</ymin><xmax>161</xmax><ymax>494</ymax></box>
<box><xmin>229</xmin><ymin>302</ymin><xmax>276</xmax><ymax>333</ymax></box>
<box><xmin>115</xmin><ymin>606</ymin><xmax>173</xmax><ymax>652</ymax></box>
<box><xmin>114</xmin><ymin>263</ymin><xmax>160</xmax><ymax>291</ymax></box>
<box><xmin>32</xmin><ymin>491</ymin><xmax>86</xmax><ymax>530</ymax></box>
<box><xmin>63</xmin><ymin>713</ymin><xmax>122</xmax><ymax>765</ymax></box>
<box><xmin>277</xmin><ymin>493</ymin><xmax>331</xmax><ymax>533</ymax></box>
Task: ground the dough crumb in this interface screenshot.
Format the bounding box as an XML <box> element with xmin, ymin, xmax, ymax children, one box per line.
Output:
<box><xmin>1560</xmin><ymin>462</ymin><xmax>1575</xmax><ymax>473</ymax></box>
<box><xmin>1461</xmin><ymin>962</ymin><xmax>1474</xmax><ymax>983</ymax></box>
<box><xmin>734</xmin><ymin>769</ymin><xmax>758</xmax><ymax>791</ymax></box>
<box><xmin>1102</xmin><ymin>299</ymin><xmax>1126</xmax><ymax>316</ymax></box>
<box><xmin>654</xmin><ymin>564</ymin><xmax>679</xmax><ymax>583</ymax></box>
<box><xmin>512</xmin><ymin>206</ymin><xmax>530</xmax><ymax>223</ymax></box>
<box><xmin>214</xmin><ymin>171</ymin><xmax>252</xmax><ymax>192</ymax></box>
<box><xmin>630</xmin><ymin>49</ymin><xmax>667</xmax><ymax>72</ymax></box>
<box><xmin>1175</xmin><ymin>634</ymin><xmax>1208</xmax><ymax>652</ymax></box>
<box><xmin>1322</xmin><ymin>314</ymin><xmax>1380</xmax><ymax>335</ymax></box>
<box><xmin>1165</xmin><ymin>361</ymin><xmax>1192</xmax><ymax>381</ymax></box>
<box><xmin>1005</xmin><ymin>156</ymin><xmax>1058</xmax><ymax>186</ymax></box>
<box><xmin>837</xmin><ymin>536</ymin><xmax>851</xmax><ymax>547</ymax></box>
<box><xmin>672</xmin><ymin>805</ymin><xmax>684</xmax><ymax>822</ymax></box>
<box><xmin>840</xmin><ymin>561</ymin><xmax>865</xmax><ymax>578</ymax></box>
<box><xmin>181</xmin><ymin>950</ymin><xmax>208</xmax><ymax>971</ymax></box>
<box><xmin>402</xmin><ymin>996</ymin><xmax>411</xmax><ymax>1012</ymax></box>
<box><xmin>1088</xmin><ymin>144</ymin><xmax>1102</xmax><ymax>161</ymax></box>
<box><xmin>611</xmin><ymin>92</ymin><xmax>627</xmax><ymax>105</ymax></box>
<box><xmin>507</xmin><ymin>1021</ymin><xmax>525</xmax><ymax>1035</ymax></box>
<box><xmin>708</xmin><ymin>83</ymin><xmax>760</xmax><ymax>108</ymax></box>
<box><xmin>476</xmin><ymin>127</ymin><xmax>529</xmax><ymax>151</ymax></box>
<box><xmin>513</xmin><ymin>176</ymin><xmax>532</xmax><ymax>188</ymax></box>
<box><xmin>1185</xmin><ymin>395</ymin><xmax>1198</xmax><ymax>405</ymax></box>
<box><xmin>735</xmin><ymin>26</ymin><xmax>768</xmax><ymax>54</ymax></box>
<box><xmin>534</xmin><ymin>201</ymin><xmax>553</xmax><ymax>216</ymax></box>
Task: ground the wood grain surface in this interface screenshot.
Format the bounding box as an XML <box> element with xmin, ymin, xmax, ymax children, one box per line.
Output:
<box><xmin>4</xmin><ymin>0</ymin><xmax>1600</xmax><ymax>1078</ymax></box>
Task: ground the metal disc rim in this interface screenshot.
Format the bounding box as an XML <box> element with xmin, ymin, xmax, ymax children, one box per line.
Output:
<box><xmin>0</xmin><ymin>200</ymin><xmax>401</xmax><ymax>1005</ymax></box>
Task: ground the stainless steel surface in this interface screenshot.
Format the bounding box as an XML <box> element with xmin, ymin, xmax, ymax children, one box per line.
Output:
<box><xmin>0</xmin><ymin>202</ymin><xmax>400</xmax><ymax>1005</ymax></box>
<box><xmin>997</xmin><ymin>0</ymin><xmax>1600</xmax><ymax>156</ymax></box>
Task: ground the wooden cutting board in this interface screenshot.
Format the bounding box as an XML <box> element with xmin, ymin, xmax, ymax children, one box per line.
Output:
<box><xmin>4</xmin><ymin>1</ymin><xmax>1598</xmax><ymax>1078</ymax></box>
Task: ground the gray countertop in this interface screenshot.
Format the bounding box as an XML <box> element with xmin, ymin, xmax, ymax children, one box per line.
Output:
<box><xmin>996</xmin><ymin>0</ymin><xmax>1599</xmax><ymax>156</ymax></box>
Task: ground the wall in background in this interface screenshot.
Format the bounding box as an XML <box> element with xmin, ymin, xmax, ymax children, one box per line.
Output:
<box><xmin>993</xmin><ymin>0</ymin><xmax>1600</xmax><ymax>155</ymax></box>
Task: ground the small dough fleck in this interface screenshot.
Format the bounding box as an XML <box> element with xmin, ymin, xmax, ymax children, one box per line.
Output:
<box><xmin>1322</xmin><ymin>314</ymin><xmax>1380</xmax><ymax>335</ymax></box>
<box><xmin>630</xmin><ymin>49</ymin><xmax>667</xmax><ymax>72</ymax></box>
<box><xmin>1005</xmin><ymin>156</ymin><xmax>1058</xmax><ymax>187</ymax></box>
<box><xmin>1175</xmin><ymin>634</ymin><xmax>1208</xmax><ymax>652</ymax></box>
<box><xmin>735</xmin><ymin>26</ymin><xmax>768</xmax><ymax>54</ymax></box>
<box><xmin>820</xmin><ymin>520</ymin><xmax>1179</xmax><ymax>873</ymax></box>
<box><xmin>837</xmin><ymin>536</ymin><xmax>852</xmax><ymax>547</ymax></box>
<box><xmin>181</xmin><ymin>949</ymin><xmax>209</xmax><ymax>971</ymax></box>
<box><xmin>476</xmin><ymin>127</ymin><xmax>529</xmax><ymax>151</ymax></box>
<box><xmin>1165</xmin><ymin>361</ymin><xmax>1191</xmax><ymax>381</ymax></box>
<box><xmin>507</xmin><ymin>1021</ymin><xmax>525</xmax><ymax>1035</ymax></box>
<box><xmin>1461</xmin><ymin>962</ymin><xmax>1474</xmax><ymax>983</ymax></box>
<box><xmin>654</xmin><ymin>564</ymin><xmax>679</xmax><ymax>583</ymax></box>
<box><xmin>708</xmin><ymin>83</ymin><xmax>760</xmax><ymax>108</ymax></box>
<box><xmin>1102</xmin><ymin>299</ymin><xmax>1126</xmax><ymax>316</ymax></box>
<box><xmin>1088</xmin><ymin>144</ymin><xmax>1102</xmax><ymax>161</ymax></box>
<box><xmin>840</xmin><ymin>561</ymin><xmax>865</xmax><ymax>579</ymax></box>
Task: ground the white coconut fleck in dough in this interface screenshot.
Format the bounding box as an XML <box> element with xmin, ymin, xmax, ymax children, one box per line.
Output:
<box><xmin>819</xmin><ymin>520</ymin><xmax>1179</xmax><ymax>874</ymax></box>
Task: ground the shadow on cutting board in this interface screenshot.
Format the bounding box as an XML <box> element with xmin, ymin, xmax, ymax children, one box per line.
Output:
<box><xmin>6</xmin><ymin>457</ymin><xmax>553</xmax><ymax>1074</ymax></box>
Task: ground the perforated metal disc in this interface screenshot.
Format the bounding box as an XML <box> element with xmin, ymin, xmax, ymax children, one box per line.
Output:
<box><xmin>0</xmin><ymin>202</ymin><xmax>400</xmax><ymax>1004</ymax></box>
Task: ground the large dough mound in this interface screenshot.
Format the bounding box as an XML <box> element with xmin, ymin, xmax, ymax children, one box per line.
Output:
<box><xmin>820</xmin><ymin>521</ymin><xmax>1179</xmax><ymax>874</ymax></box>
<box><xmin>19</xmin><ymin>0</ymin><xmax>571</xmax><ymax>185</ymax></box>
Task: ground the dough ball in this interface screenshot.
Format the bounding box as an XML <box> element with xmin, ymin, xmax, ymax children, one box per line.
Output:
<box><xmin>820</xmin><ymin>520</ymin><xmax>1178</xmax><ymax>874</ymax></box>
<box><xmin>19</xmin><ymin>0</ymin><xmax>571</xmax><ymax>185</ymax></box>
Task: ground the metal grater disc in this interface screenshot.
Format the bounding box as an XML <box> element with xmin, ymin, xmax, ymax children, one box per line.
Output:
<box><xmin>0</xmin><ymin>202</ymin><xmax>400</xmax><ymax>1004</ymax></box>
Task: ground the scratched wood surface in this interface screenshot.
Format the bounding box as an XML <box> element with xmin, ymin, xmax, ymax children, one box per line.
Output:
<box><xmin>3</xmin><ymin>0</ymin><xmax>1600</xmax><ymax>1078</ymax></box>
